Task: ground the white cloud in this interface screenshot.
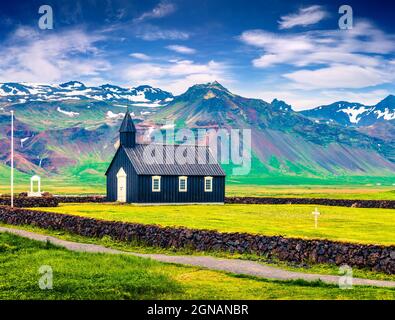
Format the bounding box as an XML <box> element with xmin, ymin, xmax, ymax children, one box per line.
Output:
<box><xmin>134</xmin><ymin>1</ymin><xmax>176</xmax><ymax>23</ymax></box>
<box><xmin>0</xmin><ymin>27</ymin><xmax>109</xmax><ymax>83</ymax></box>
<box><xmin>241</xmin><ymin>30</ymin><xmax>314</xmax><ymax>58</ymax></box>
<box><xmin>279</xmin><ymin>5</ymin><xmax>328</xmax><ymax>29</ymax></box>
<box><xmin>166</xmin><ymin>45</ymin><xmax>196</xmax><ymax>54</ymax></box>
<box><xmin>294</xmin><ymin>52</ymin><xmax>380</xmax><ymax>68</ymax></box>
<box><xmin>323</xmin><ymin>90</ymin><xmax>391</xmax><ymax>107</ymax></box>
<box><xmin>284</xmin><ymin>65</ymin><xmax>391</xmax><ymax>89</ymax></box>
<box><xmin>240</xmin><ymin>88</ymin><xmax>391</xmax><ymax>110</ymax></box>
<box><xmin>129</xmin><ymin>52</ymin><xmax>151</xmax><ymax>60</ymax></box>
<box><xmin>240</xmin><ymin>21</ymin><xmax>395</xmax><ymax>89</ymax></box>
<box><xmin>102</xmin><ymin>2</ymin><xmax>187</xmax><ymax>42</ymax></box>
<box><xmin>0</xmin><ymin>26</ymin><xmax>227</xmax><ymax>93</ymax></box>
<box><xmin>121</xmin><ymin>59</ymin><xmax>229</xmax><ymax>94</ymax></box>
<box><xmin>135</xmin><ymin>24</ymin><xmax>189</xmax><ymax>40</ymax></box>
<box><xmin>240</xmin><ymin>22</ymin><xmax>395</xmax><ymax>68</ymax></box>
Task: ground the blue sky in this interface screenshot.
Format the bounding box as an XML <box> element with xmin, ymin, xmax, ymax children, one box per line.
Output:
<box><xmin>0</xmin><ymin>0</ymin><xmax>395</xmax><ymax>109</ymax></box>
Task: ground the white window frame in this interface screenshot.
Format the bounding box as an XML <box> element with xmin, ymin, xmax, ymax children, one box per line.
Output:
<box><xmin>178</xmin><ymin>176</ymin><xmax>188</xmax><ymax>192</ymax></box>
<box><xmin>204</xmin><ymin>176</ymin><xmax>213</xmax><ymax>192</ymax></box>
<box><xmin>152</xmin><ymin>175</ymin><xmax>161</xmax><ymax>192</ymax></box>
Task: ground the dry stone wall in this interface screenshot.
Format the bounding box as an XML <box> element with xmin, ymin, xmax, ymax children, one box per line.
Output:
<box><xmin>0</xmin><ymin>206</ymin><xmax>393</xmax><ymax>274</ymax></box>
<box><xmin>0</xmin><ymin>197</ymin><xmax>59</xmax><ymax>207</ymax></box>
<box><xmin>225</xmin><ymin>197</ymin><xmax>395</xmax><ymax>209</ymax></box>
<box><xmin>3</xmin><ymin>195</ymin><xmax>394</xmax><ymax>209</ymax></box>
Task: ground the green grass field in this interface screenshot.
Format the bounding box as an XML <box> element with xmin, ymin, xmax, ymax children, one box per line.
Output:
<box><xmin>34</xmin><ymin>203</ymin><xmax>395</xmax><ymax>245</ymax></box>
<box><xmin>3</xmin><ymin>222</ymin><xmax>394</xmax><ymax>282</ymax></box>
<box><xmin>226</xmin><ymin>185</ymin><xmax>395</xmax><ymax>200</ymax></box>
<box><xmin>1</xmin><ymin>232</ymin><xmax>394</xmax><ymax>300</ymax></box>
<box><xmin>1</xmin><ymin>161</ymin><xmax>395</xmax><ymax>200</ymax></box>
<box><xmin>1</xmin><ymin>180</ymin><xmax>395</xmax><ymax>200</ymax></box>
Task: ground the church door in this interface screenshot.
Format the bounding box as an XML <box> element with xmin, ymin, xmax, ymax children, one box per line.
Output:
<box><xmin>116</xmin><ymin>168</ymin><xmax>127</xmax><ymax>202</ymax></box>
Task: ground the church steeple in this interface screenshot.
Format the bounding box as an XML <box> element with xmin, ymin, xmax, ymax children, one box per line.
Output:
<box><xmin>119</xmin><ymin>111</ymin><xmax>136</xmax><ymax>148</ymax></box>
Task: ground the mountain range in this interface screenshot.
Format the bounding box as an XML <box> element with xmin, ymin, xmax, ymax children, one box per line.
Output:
<box><xmin>0</xmin><ymin>81</ymin><xmax>173</xmax><ymax>109</ymax></box>
<box><xmin>301</xmin><ymin>96</ymin><xmax>395</xmax><ymax>142</ymax></box>
<box><xmin>301</xmin><ymin>95</ymin><xmax>395</xmax><ymax>126</ymax></box>
<box><xmin>0</xmin><ymin>81</ymin><xmax>394</xmax><ymax>188</ymax></box>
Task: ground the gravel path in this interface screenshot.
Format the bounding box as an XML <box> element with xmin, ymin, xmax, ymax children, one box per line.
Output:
<box><xmin>1</xmin><ymin>226</ymin><xmax>394</xmax><ymax>288</ymax></box>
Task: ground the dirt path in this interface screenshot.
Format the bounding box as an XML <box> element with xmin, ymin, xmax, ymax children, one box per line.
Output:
<box><xmin>1</xmin><ymin>226</ymin><xmax>394</xmax><ymax>288</ymax></box>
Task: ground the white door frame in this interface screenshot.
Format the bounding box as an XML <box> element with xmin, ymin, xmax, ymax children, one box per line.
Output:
<box><xmin>116</xmin><ymin>168</ymin><xmax>127</xmax><ymax>202</ymax></box>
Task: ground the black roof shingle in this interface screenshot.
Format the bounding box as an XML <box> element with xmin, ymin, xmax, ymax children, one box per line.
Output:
<box><xmin>123</xmin><ymin>144</ymin><xmax>226</xmax><ymax>176</ymax></box>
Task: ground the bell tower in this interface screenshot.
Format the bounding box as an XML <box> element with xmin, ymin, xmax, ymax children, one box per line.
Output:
<box><xmin>119</xmin><ymin>111</ymin><xmax>136</xmax><ymax>148</ymax></box>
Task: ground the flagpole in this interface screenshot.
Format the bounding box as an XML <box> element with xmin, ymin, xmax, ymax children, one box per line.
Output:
<box><xmin>10</xmin><ymin>110</ymin><xmax>14</xmax><ymax>208</ymax></box>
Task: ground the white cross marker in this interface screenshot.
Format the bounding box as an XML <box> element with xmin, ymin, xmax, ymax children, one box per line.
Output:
<box><xmin>312</xmin><ymin>207</ymin><xmax>320</xmax><ymax>228</ymax></box>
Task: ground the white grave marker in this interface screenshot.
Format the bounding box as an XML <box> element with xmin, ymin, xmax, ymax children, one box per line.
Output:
<box><xmin>312</xmin><ymin>207</ymin><xmax>320</xmax><ymax>229</ymax></box>
<box><xmin>28</xmin><ymin>175</ymin><xmax>43</xmax><ymax>197</ymax></box>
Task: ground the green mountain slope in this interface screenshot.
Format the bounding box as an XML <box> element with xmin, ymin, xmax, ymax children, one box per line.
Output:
<box><xmin>149</xmin><ymin>82</ymin><xmax>395</xmax><ymax>181</ymax></box>
<box><xmin>0</xmin><ymin>81</ymin><xmax>394</xmax><ymax>189</ymax></box>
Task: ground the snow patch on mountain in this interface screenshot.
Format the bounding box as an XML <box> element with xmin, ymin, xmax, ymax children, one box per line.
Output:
<box><xmin>204</xmin><ymin>91</ymin><xmax>216</xmax><ymax>99</ymax></box>
<box><xmin>20</xmin><ymin>137</ymin><xmax>30</xmax><ymax>148</ymax></box>
<box><xmin>57</xmin><ymin>107</ymin><xmax>80</xmax><ymax>117</ymax></box>
<box><xmin>0</xmin><ymin>84</ymin><xmax>29</xmax><ymax>96</ymax></box>
<box><xmin>106</xmin><ymin>111</ymin><xmax>125</xmax><ymax>119</ymax></box>
<box><xmin>58</xmin><ymin>81</ymin><xmax>85</xmax><ymax>90</ymax></box>
<box><xmin>55</xmin><ymin>97</ymin><xmax>81</xmax><ymax>101</ymax></box>
<box><xmin>131</xmin><ymin>102</ymin><xmax>162</xmax><ymax>107</ymax></box>
<box><xmin>375</xmin><ymin>108</ymin><xmax>395</xmax><ymax>120</ymax></box>
<box><xmin>127</xmin><ymin>91</ymin><xmax>149</xmax><ymax>102</ymax></box>
<box><xmin>337</xmin><ymin>106</ymin><xmax>373</xmax><ymax>124</ymax></box>
<box><xmin>62</xmin><ymin>88</ymin><xmax>93</xmax><ymax>96</ymax></box>
<box><xmin>0</xmin><ymin>82</ymin><xmax>173</xmax><ymax>107</ymax></box>
<box><xmin>161</xmin><ymin>123</ymin><xmax>175</xmax><ymax>129</ymax></box>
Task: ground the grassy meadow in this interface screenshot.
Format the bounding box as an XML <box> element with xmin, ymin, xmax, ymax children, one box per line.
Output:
<box><xmin>226</xmin><ymin>185</ymin><xmax>395</xmax><ymax>200</ymax></box>
<box><xmin>3</xmin><ymin>222</ymin><xmax>394</xmax><ymax>282</ymax></box>
<box><xmin>34</xmin><ymin>203</ymin><xmax>395</xmax><ymax>245</ymax></box>
<box><xmin>0</xmin><ymin>181</ymin><xmax>388</xmax><ymax>198</ymax></box>
<box><xmin>1</xmin><ymin>179</ymin><xmax>395</xmax><ymax>201</ymax></box>
<box><xmin>1</xmin><ymin>232</ymin><xmax>394</xmax><ymax>300</ymax></box>
<box><xmin>1</xmin><ymin>162</ymin><xmax>395</xmax><ymax>199</ymax></box>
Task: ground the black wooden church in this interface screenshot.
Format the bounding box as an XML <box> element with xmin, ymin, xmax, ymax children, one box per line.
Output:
<box><xmin>105</xmin><ymin>112</ymin><xmax>226</xmax><ymax>204</ymax></box>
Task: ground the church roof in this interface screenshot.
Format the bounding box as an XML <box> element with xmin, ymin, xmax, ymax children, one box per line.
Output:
<box><xmin>119</xmin><ymin>111</ymin><xmax>136</xmax><ymax>133</ymax></box>
<box><xmin>123</xmin><ymin>144</ymin><xmax>226</xmax><ymax>176</ymax></box>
